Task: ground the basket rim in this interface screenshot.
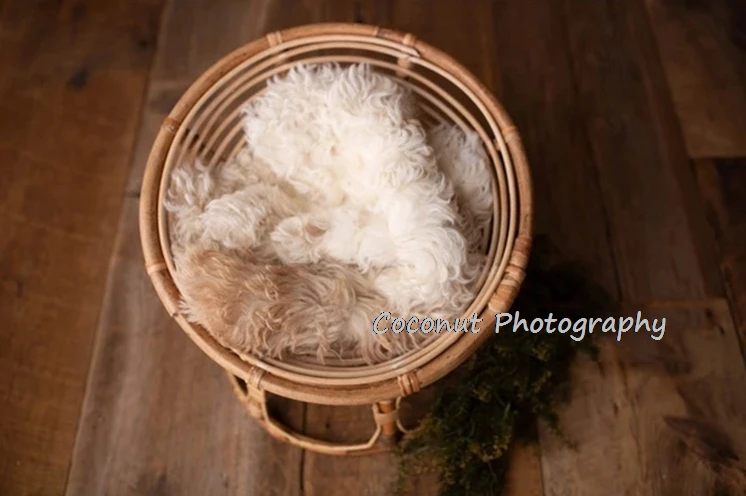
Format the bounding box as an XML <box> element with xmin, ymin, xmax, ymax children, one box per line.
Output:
<box><xmin>139</xmin><ymin>22</ymin><xmax>533</xmax><ymax>406</ymax></box>
<box><xmin>159</xmin><ymin>29</ymin><xmax>509</xmax><ymax>382</ymax></box>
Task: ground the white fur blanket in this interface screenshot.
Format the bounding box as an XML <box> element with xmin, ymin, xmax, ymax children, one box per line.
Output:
<box><xmin>165</xmin><ymin>63</ymin><xmax>493</xmax><ymax>364</ymax></box>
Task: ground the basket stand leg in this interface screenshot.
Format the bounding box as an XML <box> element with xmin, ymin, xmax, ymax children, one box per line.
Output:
<box><xmin>373</xmin><ymin>400</ymin><xmax>399</xmax><ymax>447</ymax></box>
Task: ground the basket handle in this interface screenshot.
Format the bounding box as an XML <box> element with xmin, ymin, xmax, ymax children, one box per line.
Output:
<box><xmin>228</xmin><ymin>374</ymin><xmax>400</xmax><ymax>456</ymax></box>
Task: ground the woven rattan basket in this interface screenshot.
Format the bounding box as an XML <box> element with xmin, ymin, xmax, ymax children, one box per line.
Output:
<box><xmin>140</xmin><ymin>23</ymin><xmax>532</xmax><ymax>456</ymax></box>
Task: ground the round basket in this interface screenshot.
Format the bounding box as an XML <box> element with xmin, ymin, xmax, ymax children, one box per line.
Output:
<box><xmin>140</xmin><ymin>23</ymin><xmax>532</xmax><ymax>456</ymax></box>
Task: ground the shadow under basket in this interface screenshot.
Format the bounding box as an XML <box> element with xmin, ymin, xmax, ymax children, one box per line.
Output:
<box><xmin>139</xmin><ymin>22</ymin><xmax>533</xmax><ymax>456</ymax></box>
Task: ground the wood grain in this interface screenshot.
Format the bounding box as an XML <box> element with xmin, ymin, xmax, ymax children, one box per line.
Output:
<box><xmin>490</xmin><ymin>1</ymin><xmax>619</xmax><ymax>494</ymax></box>
<box><xmin>0</xmin><ymin>0</ymin><xmax>163</xmax><ymax>494</ymax></box>
<box><xmin>534</xmin><ymin>0</ymin><xmax>746</xmax><ymax>494</ymax></box>
<box><xmin>645</xmin><ymin>0</ymin><xmax>746</xmax><ymax>158</ymax></box>
<box><xmin>542</xmin><ymin>302</ymin><xmax>746</xmax><ymax>495</ymax></box>
<box><xmin>563</xmin><ymin>0</ymin><xmax>721</xmax><ymax>302</ymax></box>
<box><xmin>694</xmin><ymin>158</ymin><xmax>746</xmax><ymax>357</ymax></box>
<box><xmin>359</xmin><ymin>0</ymin><xmax>499</xmax><ymax>92</ymax></box>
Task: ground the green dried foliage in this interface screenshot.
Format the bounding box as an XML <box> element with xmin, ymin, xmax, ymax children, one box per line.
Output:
<box><xmin>394</xmin><ymin>236</ymin><xmax>616</xmax><ymax>495</ymax></box>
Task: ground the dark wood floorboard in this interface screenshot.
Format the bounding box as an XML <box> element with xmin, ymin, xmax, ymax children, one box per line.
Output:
<box><xmin>489</xmin><ymin>0</ymin><xmax>622</xmax><ymax>492</ymax></box>
<box><xmin>695</xmin><ymin>158</ymin><xmax>746</xmax><ymax>359</ymax></box>
<box><xmin>0</xmin><ymin>1</ymin><xmax>163</xmax><ymax>494</ymax></box>
<box><xmin>536</xmin><ymin>1</ymin><xmax>746</xmax><ymax>494</ymax></box>
<box><xmin>646</xmin><ymin>0</ymin><xmax>746</xmax><ymax>158</ymax></box>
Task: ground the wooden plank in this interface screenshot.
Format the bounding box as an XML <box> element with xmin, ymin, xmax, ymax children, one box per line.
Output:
<box><xmin>301</xmin><ymin>405</ymin><xmax>396</xmax><ymax>496</ymax></box>
<box><xmin>490</xmin><ymin>0</ymin><xmax>618</xmax><ymax>290</ymax></box>
<box><xmin>542</xmin><ymin>301</ymin><xmax>746</xmax><ymax>495</ymax></box>
<box><xmin>562</xmin><ymin>0</ymin><xmax>722</xmax><ymax>302</ymax></box>
<box><xmin>645</xmin><ymin>0</ymin><xmax>746</xmax><ymax>158</ymax></box>
<box><xmin>358</xmin><ymin>0</ymin><xmax>499</xmax><ymax>92</ymax></box>
<box><xmin>632</xmin><ymin>0</ymin><xmax>726</xmax><ymax>302</ymax></box>
<box><xmin>66</xmin><ymin>1</ymin><xmax>359</xmax><ymax>495</ymax></box>
<box><xmin>0</xmin><ymin>0</ymin><xmax>164</xmax><ymax>494</ymax></box>
<box><xmin>534</xmin><ymin>0</ymin><xmax>746</xmax><ymax>494</ymax></box>
<box><xmin>489</xmin><ymin>1</ymin><xmax>620</xmax><ymax>495</ymax></box>
<box><xmin>694</xmin><ymin>158</ymin><xmax>746</xmax><ymax>355</ymax></box>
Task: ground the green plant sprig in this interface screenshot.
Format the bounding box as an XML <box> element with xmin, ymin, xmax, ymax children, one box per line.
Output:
<box><xmin>394</xmin><ymin>236</ymin><xmax>616</xmax><ymax>495</ymax></box>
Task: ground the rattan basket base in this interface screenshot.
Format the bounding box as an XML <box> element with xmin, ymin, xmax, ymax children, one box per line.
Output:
<box><xmin>227</xmin><ymin>373</ymin><xmax>401</xmax><ymax>456</ymax></box>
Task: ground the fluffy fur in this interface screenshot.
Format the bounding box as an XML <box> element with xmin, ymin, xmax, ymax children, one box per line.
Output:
<box><xmin>165</xmin><ymin>63</ymin><xmax>493</xmax><ymax>364</ymax></box>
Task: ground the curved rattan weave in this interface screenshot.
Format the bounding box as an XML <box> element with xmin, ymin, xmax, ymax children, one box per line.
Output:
<box><xmin>140</xmin><ymin>23</ymin><xmax>532</xmax><ymax>455</ymax></box>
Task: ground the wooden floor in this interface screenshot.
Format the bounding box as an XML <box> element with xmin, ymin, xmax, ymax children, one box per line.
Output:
<box><xmin>1</xmin><ymin>0</ymin><xmax>746</xmax><ymax>494</ymax></box>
